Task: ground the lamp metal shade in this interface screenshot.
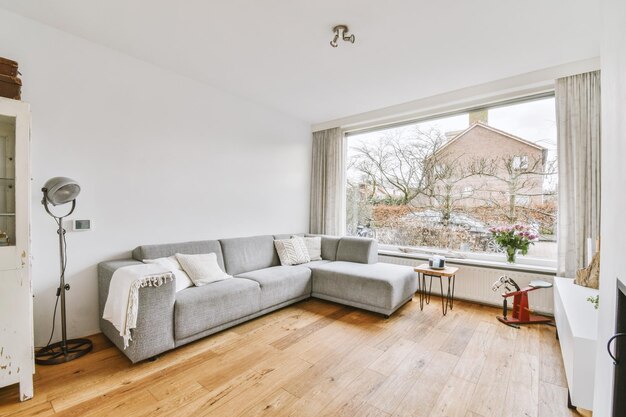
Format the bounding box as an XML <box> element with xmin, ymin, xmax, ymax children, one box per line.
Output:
<box><xmin>43</xmin><ymin>177</ymin><xmax>81</xmax><ymax>206</ymax></box>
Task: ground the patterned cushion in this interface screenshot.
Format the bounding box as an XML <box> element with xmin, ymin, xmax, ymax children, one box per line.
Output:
<box><xmin>274</xmin><ymin>238</ymin><xmax>311</xmax><ymax>266</ymax></box>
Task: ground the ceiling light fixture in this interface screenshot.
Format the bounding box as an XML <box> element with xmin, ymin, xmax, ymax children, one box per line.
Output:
<box><xmin>330</xmin><ymin>25</ymin><xmax>355</xmax><ymax>48</ymax></box>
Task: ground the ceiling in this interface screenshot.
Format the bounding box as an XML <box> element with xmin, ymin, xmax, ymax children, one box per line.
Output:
<box><xmin>0</xmin><ymin>0</ymin><xmax>601</xmax><ymax>124</ymax></box>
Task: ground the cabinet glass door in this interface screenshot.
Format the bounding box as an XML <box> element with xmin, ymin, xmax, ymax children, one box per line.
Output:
<box><xmin>0</xmin><ymin>114</ymin><xmax>15</xmax><ymax>247</ymax></box>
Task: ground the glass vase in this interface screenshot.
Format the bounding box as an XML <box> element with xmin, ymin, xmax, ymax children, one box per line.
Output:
<box><xmin>506</xmin><ymin>247</ymin><xmax>516</xmax><ymax>263</ymax></box>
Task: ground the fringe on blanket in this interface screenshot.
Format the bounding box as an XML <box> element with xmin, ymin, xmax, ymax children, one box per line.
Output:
<box><xmin>124</xmin><ymin>273</ymin><xmax>173</xmax><ymax>348</ymax></box>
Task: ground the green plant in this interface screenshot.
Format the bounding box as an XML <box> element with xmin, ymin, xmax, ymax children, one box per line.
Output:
<box><xmin>587</xmin><ymin>295</ymin><xmax>599</xmax><ymax>309</ymax></box>
<box><xmin>489</xmin><ymin>224</ymin><xmax>538</xmax><ymax>263</ymax></box>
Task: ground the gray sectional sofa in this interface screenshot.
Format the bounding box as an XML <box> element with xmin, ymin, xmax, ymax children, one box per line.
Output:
<box><xmin>98</xmin><ymin>234</ymin><xmax>417</xmax><ymax>363</ymax></box>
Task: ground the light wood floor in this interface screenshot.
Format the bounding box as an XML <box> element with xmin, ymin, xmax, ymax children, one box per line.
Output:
<box><xmin>0</xmin><ymin>298</ymin><xmax>580</xmax><ymax>417</ymax></box>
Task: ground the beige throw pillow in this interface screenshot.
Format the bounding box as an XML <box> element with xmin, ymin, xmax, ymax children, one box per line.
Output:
<box><xmin>294</xmin><ymin>236</ymin><xmax>322</xmax><ymax>261</ymax></box>
<box><xmin>275</xmin><ymin>238</ymin><xmax>311</xmax><ymax>266</ymax></box>
<box><xmin>143</xmin><ymin>256</ymin><xmax>194</xmax><ymax>292</ymax></box>
<box><xmin>175</xmin><ymin>253</ymin><xmax>231</xmax><ymax>286</ymax></box>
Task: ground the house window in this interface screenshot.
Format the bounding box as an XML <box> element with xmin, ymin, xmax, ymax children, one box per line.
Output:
<box><xmin>345</xmin><ymin>95</ymin><xmax>557</xmax><ymax>262</ymax></box>
<box><xmin>461</xmin><ymin>186</ymin><xmax>474</xmax><ymax>198</ymax></box>
<box><xmin>513</xmin><ymin>155</ymin><xmax>529</xmax><ymax>170</ymax></box>
<box><xmin>434</xmin><ymin>164</ymin><xmax>445</xmax><ymax>176</ymax></box>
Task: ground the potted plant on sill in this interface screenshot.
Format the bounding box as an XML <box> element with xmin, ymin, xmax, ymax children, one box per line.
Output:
<box><xmin>489</xmin><ymin>225</ymin><xmax>538</xmax><ymax>263</ymax></box>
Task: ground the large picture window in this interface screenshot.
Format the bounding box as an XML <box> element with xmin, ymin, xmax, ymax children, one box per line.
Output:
<box><xmin>346</xmin><ymin>95</ymin><xmax>557</xmax><ymax>262</ymax></box>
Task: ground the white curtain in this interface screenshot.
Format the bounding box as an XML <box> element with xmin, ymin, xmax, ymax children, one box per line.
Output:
<box><xmin>309</xmin><ymin>127</ymin><xmax>346</xmax><ymax>235</ymax></box>
<box><xmin>556</xmin><ymin>70</ymin><xmax>601</xmax><ymax>277</ymax></box>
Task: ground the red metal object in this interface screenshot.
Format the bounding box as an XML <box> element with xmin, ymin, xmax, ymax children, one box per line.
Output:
<box><xmin>497</xmin><ymin>285</ymin><xmax>554</xmax><ymax>328</ymax></box>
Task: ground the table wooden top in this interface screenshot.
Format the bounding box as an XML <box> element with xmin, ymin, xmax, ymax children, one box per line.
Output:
<box><xmin>414</xmin><ymin>263</ymin><xmax>459</xmax><ymax>277</ymax></box>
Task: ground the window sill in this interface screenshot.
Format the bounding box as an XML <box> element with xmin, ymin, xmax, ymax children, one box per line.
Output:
<box><xmin>378</xmin><ymin>249</ymin><xmax>557</xmax><ymax>275</ymax></box>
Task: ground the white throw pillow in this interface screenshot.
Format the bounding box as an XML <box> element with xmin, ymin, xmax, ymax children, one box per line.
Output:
<box><xmin>143</xmin><ymin>256</ymin><xmax>193</xmax><ymax>292</ymax></box>
<box><xmin>293</xmin><ymin>236</ymin><xmax>322</xmax><ymax>261</ymax></box>
<box><xmin>275</xmin><ymin>237</ymin><xmax>311</xmax><ymax>266</ymax></box>
<box><xmin>175</xmin><ymin>252</ymin><xmax>232</xmax><ymax>286</ymax></box>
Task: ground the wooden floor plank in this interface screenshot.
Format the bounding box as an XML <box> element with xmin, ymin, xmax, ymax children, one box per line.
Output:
<box><xmin>278</xmin><ymin>345</ymin><xmax>384</xmax><ymax>417</ymax></box>
<box><xmin>316</xmin><ymin>369</ymin><xmax>387</xmax><ymax>417</ymax></box>
<box><xmin>440</xmin><ymin>324</ymin><xmax>476</xmax><ymax>357</ymax></box>
<box><xmin>200</xmin><ymin>356</ymin><xmax>312</xmax><ymax>416</ymax></box>
<box><xmin>0</xmin><ymin>299</ymin><xmax>574</xmax><ymax>417</ymax></box>
<box><xmin>234</xmin><ymin>388</ymin><xmax>299</xmax><ymax>417</ymax></box>
<box><xmin>452</xmin><ymin>321</ymin><xmax>497</xmax><ymax>383</ymax></box>
<box><xmin>141</xmin><ymin>381</ymin><xmax>209</xmax><ymax>417</ymax></box>
<box><xmin>391</xmin><ymin>350</ymin><xmax>459</xmax><ymax>417</ymax></box>
<box><xmin>367</xmin><ymin>337</ymin><xmax>417</xmax><ymax>376</ymax></box>
<box><xmin>537</xmin><ymin>381</ymin><xmax>578</xmax><ymax>417</ymax></box>
<box><xmin>503</xmin><ymin>352</ymin><xmax>540</xmax><ymax>417</ymax></box>
<box><xmin>283</xmin><ymin>342</ymin><xmax>382</xmax><ymax>399</ymax></box>
<box><xmin>466</xmin><ymin>328</ymin><xmax>516</xmax><ymax>417</ymax></box>
<box><xmin>270</xmin><ymin>307</ymin><xmax>352</xmax><ymax>350</ymax></box>
<box><xmin>366</xmin><ymin>346</ymin><xmax>433</xmax><ymax>414</ymax></box>
<box><xmin>537</xmin><ymin>326</ymin><xmax>568</xmax><ymax>388</ymax></box>
<box><xmin>428</xmin><ymin>375</ymin><xmax>478</xmax><ymax>417</ymax></box>
<box><xmin>355</xmin><ymin>403</ymin><xmax>392</xmax><ymax>417</ymax></box>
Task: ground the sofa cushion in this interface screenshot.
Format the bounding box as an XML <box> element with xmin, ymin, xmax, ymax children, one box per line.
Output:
<box><xmin>219</xmin><ymin>235</ymin><xmax>279</xmax><ymax>275</ymax></box>
<box><xmin>174</xmin><ymin>278</ymin><xmax>261</xmax><ymax>340</ymax></box>
<box><xmin>306</xmin><ymin>234</ymin><xmax>341</xmax><ymax>261</ymax></box>
<box><xmin>274</xmin><ymin>237</ymin><xmax>311</xmax><ymax>266</ymax></box>
<box><xmin>335</xmin><ymin>237</ymin><xmax>378</xmax><ymax>264</ymax></box>
<box><xmin>143</xmin><ymin>256</ymin><xmax>194</xmax><ymax>292</ymax></box>
<box><xmin>311</xmin><ymin>262</ymin><xmax>417</xmax><ymax>313</ymax></box>
<box><xmin>301</xmin><ymin>236</ymin><xmax>322</xmax><ymax>261</ymax></box>
<box><xmin>175</xmin><ymin>253</ymin><xmax>232</xmax><ymax>286</ymax></box>
<box><xmin>236</xmin><ymin>266</ymin><xmax>312</xmax><ymax>309</ymax></box>
<box><xmin>132</xmin><ymin>240</ymin><xmax>225</xmax><ymax>270</ymax></box>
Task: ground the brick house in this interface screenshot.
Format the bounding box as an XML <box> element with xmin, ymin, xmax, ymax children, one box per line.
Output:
<box><xmin>428</xmin><ymin>121</ymin><xmax>548</xmax><ymax>209</ymax></box>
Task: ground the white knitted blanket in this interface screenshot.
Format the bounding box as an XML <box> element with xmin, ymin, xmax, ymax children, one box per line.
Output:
<box><xmin>103</xmin><ymin>263</ymin><xmax>173</xmax><ymax>349</ymax></box>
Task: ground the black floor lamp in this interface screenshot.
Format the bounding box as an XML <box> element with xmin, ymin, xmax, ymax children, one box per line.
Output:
<box><xmin>35</xmin><ymin>177</ymin><xmax>92</xmax><ymax>365</ymax></box>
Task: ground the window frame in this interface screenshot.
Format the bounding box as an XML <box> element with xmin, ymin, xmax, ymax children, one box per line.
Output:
<box><xmin>343</xmin><ymin>91</ymin><xmax>558</xmax><ymax>268</ymax></box>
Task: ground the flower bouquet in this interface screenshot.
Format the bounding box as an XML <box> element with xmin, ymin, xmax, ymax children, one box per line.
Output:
<box><xmin>489</xmin><ymin>224</ymin><xmax>538</xmax><ymax>263</ymax></box>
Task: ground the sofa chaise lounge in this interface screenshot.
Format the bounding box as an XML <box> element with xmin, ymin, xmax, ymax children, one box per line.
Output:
<box><xmin>98</xmin><ymin>234</ymin><xmax>417</xmax><ymax>363</ymax></box>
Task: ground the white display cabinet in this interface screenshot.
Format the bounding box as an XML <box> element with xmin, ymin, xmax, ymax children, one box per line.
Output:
<box><xmin>0</xmin><ymin>97</ymin><xmax>32</xmax><ymax>401</ymax></box>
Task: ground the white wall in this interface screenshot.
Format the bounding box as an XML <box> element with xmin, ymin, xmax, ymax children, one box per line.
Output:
<box><xmin>312</xmin><ymin>58</ymin><xmax>600</xmax><ymax>133</ymax></box>
<box><xmin>593</xmin><ymin>1</ymin><xmax>626</xmax><ymax>415</ymax></box>
<box><xmin>0</xmin><ymin>10</ymin><xmax>311</xmax><ymax>345</ymax></box>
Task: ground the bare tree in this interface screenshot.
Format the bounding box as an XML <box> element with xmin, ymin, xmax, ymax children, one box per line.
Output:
<box><xmin>424</xmin><ymin>160</ymin><xmax>481</xmax><ymax>226</ymax></box>
<box><xmin>347</xmin><ymin>125</ymin><xmax>558</xmax><ymax>252</ymax></box>
<box><xmin>469</xmin><ymin>155</ymin><xmax>557</xmax><ymax>223</ymax></box>
<box><xmin>349</xmin><ymin>128</ymin><xmax>446</xmax><ymax>205</ymax></box>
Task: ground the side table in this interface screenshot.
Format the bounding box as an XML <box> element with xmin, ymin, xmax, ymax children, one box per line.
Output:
<box><xmin>414</xmin><ymin>264</ymin><xmax>459</xmax><ymax>315</ymax></box>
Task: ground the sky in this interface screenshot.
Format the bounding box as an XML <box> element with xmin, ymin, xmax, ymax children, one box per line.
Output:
<box><xmin>347</xmin><ymin>96</ymin><xmax>557</xmax><ymax>186</ymax></box>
